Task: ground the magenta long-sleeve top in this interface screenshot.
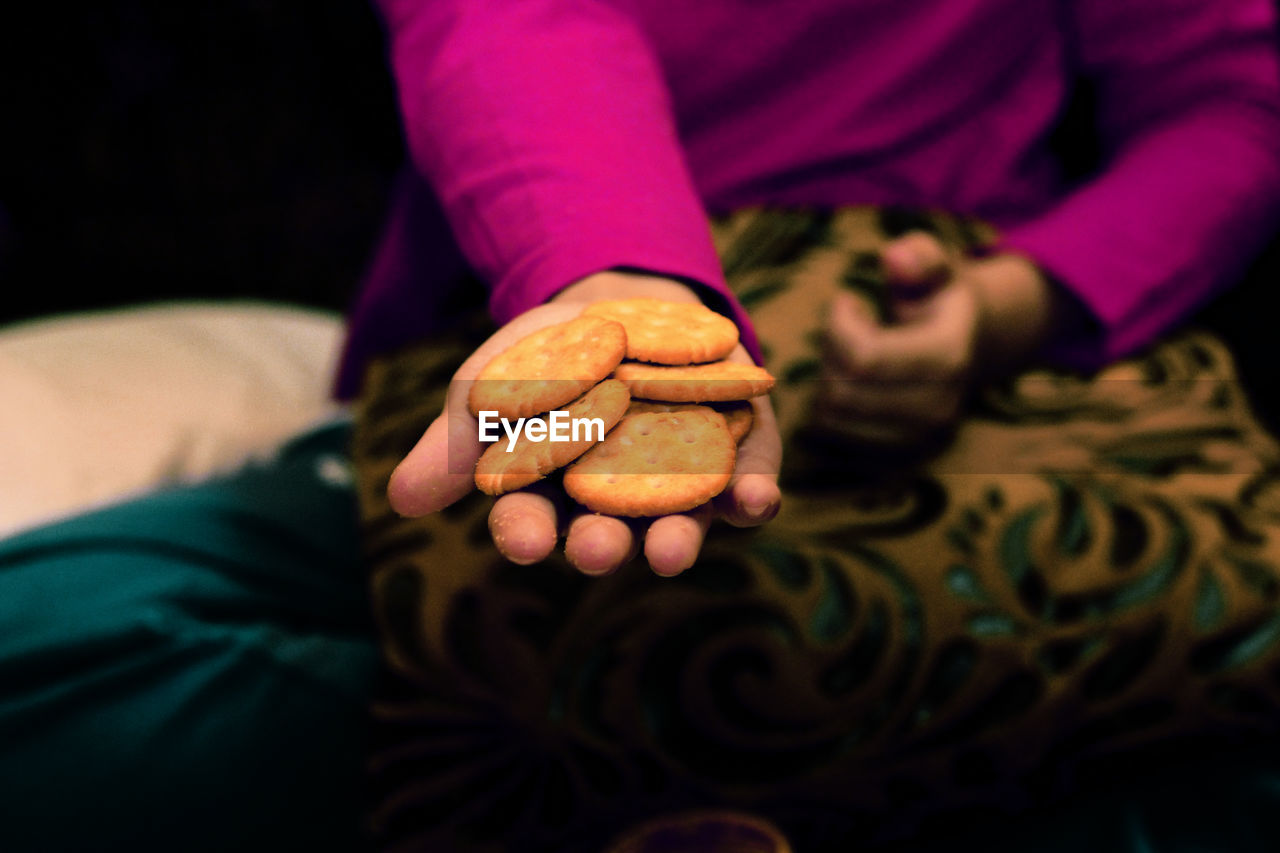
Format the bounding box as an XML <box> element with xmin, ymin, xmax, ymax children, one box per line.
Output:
<box><xmin>336</xmin><ymin>0</ymin><xmax>1280</xmax><ymax>398</ymax></box>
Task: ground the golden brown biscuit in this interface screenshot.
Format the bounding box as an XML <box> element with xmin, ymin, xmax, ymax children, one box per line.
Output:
<box><xmin>712</xmin><ymin>401</ymin><xmax>755</xmax><ymax>444</ymax></box>
<box><xmin>468</xmin><ymin>316</ymin><xmax>627</xmax><ymax>419</ymax></box>
<box><xmin>474</xmin><ymin>379</ymin><xmax>630</xmax><ymax>495</ymax></box>
<box><xmin>564</xmin><ymin>409</ymin><xmax>736</xmax><ymax>516</ymax></box>
<box><xmin>613</xmin><ymin>361</ymin><xmax>775</xmax><ymax>403</ymax></box>
<box><xmin>625</xmin><ymin>399</ymin><xmax>754</xmax><ymax>444</ymax></box>
<box><xmin>625</xmin><ymin>400</ymin><xmax>711</xmax><ymax>417</ymax></box>
<box><xmin>583</xmin><ymin>298</ymin><xmax>739</xmax><ymax>364</ymax></box>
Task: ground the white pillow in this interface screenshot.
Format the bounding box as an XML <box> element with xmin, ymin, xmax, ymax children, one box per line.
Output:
<box><xmin>0</xmin><ymin>301</ymin><xmax>347</xmax><ymax>537</ymax></box>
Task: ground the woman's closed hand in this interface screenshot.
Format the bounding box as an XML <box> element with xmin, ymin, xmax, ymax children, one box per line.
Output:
<box><xmin>818</xmin><ymin>230</ymin><xmax>1056</xmax><ymax>445</ymax></box>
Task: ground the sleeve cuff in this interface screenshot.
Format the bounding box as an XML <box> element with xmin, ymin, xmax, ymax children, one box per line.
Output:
<box><xmin>487</xmin><ymin>244</ymin><xmax>764</xmax><ymax>366</ymax></box>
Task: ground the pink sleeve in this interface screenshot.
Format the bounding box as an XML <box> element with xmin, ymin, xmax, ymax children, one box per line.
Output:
<box><xmin>371</xmin><ymin>0</ymin><xmax>759</xmax><ymax>357</ymax></box>
<box><xmin>999</xmin><ymin>0</ymin><xmax>1280</xmax><ymax>367</ymax></box>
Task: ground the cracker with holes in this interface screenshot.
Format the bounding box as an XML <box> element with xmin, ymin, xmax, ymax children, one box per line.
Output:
<box><xmin>563</xmin><ymin>409</ymin><xmax>737</xmax><ymax>516</ymax></box>
<box><xmin>583</xmin><ymin>298</ymin><xmax>739</xmax><ymax>364</ymax></box>
<box><xmin>713</xmin><ymin>401</ymin><xmax>755</xmax><ymax>444</ymax></box>
<box><xmin>614</xmin><ymin>361</ymin><xmax>775</xmax><ymax>403</ymax></box>
<box><xmin>475</xmin><ymin>379</ymin><xmax>631</xmax><ymax>495</ymax></box>
<box><xmin>468</xmin><ymin>315</ymin><xmax>627</xmax><ymax>419</ymax></box>
<box><xmin>627</xmin><ymin>399</ymin><xmax>755</xmax><ymax>444</ymax></box>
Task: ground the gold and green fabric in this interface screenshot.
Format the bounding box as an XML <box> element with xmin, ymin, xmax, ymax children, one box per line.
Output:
<box><xmin>352</xmin><ymin>207</ymin><xmax>1280</xmax><ymax>852</ymax></box>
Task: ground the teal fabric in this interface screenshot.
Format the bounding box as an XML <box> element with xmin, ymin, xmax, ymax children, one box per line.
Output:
<box><xmin>0</xmin><ymin>422</ymin><xmax>375</xmax><ymax>852</ymax></box>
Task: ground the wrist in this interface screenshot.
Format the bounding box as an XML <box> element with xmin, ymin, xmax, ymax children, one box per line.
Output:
<box><xmin>551</xmin><ymin>270</ymin><xmax>703</xmax><ymax>306</ymax></box>
<box><xmin>969</xmin><ymin>252</ymin><xmax>1055</xmax><ymax>376</ymax></box>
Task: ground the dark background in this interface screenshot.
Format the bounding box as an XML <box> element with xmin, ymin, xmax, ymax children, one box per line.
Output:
<box><xmin>1</xmin><ymin>1</ymin><xmax>1276</xmax><ymax>428</ymax></box>
<box><xmin>0</xmin><ymin>0</ymin><xmax>404</xmax><ymax>326</ymax></box>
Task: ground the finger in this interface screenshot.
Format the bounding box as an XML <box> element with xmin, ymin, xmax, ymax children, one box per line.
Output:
<box><xmin>644</xmin><ymin>503</ymin><xmax>714</xmax><ymax>577</ymax></box>
<box><xmin>881</xmin><ymin>231</ymin><xmax>952</xmax><ymax>295</ymax></box>
<box><xmin>716</xmin><ymin>473</ymin><xmax>782</xmax><ymax>527</ymax></box>
<box><xmin>487</xmin><ymin>489</ymin><xmax>560</xmax><ymax>566</ymax></box>
<box><xmin>716</xmin><ymin>398</ymin><xmax>782</xmax><ymax>527</ymax></box>
<box><xmin>564</xmin><ymin>512</ymin><xmax>640</xmax><ymax>576</ymax></box>
<box><xmin>715</xmin><ymin>346</ymin><xmax>783</xmax><ymax>527</ymax></box>
<box><xmin>387</xmin><ymin>405</ymin><xmax>481</xmax><ymax>516</ymax></box>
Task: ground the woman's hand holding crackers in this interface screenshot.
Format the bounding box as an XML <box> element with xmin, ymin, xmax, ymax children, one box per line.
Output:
<box><xmin>387</xmin><ymin>270</ymin><xmax>782</xmax><ymax>578</ymax></box>
<box><xmin>817</xmin><ymin>231</ymin><xmax>1059</xmax><ymax>445</ymax></box>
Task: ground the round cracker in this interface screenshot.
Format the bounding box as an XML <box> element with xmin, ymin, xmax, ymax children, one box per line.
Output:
<box><xmin>584</xmin><ymin>298</ymin><xmax>739</xmax><ymax>364</ymax></box>
<box><xmin>475</xmin><ymin>379</ymin><xmax>631</xmax><ymax>495</ymax></box>
<box><xmin>468</xmin><ymin>316</ymin><xmax>626</xmax><ymax>419</ymax></box>
<box><xmin>626</xmin><ymin>400</ymin><xmax>712</xmax><ymax>417</ymax></box>
<box><xmin>613</xmin><ymin>361</ymin><xmax>775</xmax><ymax>403</ymax></box>
<box><xmin>627</xmin><ymin>400</ymin><xmax>754</xmax><ymax>444</ymax></box>
<box><xmin>712</xmin><ymin>401</ymin><xmax>755</xmax><ymax>444</ymax></box>
<box><xmin>564</xmin><ymin>409</ymin><xmax>736</xmax><ymax>517</ymax></box>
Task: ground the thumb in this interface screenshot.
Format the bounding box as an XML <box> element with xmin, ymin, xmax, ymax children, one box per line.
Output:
<box><xmin>881</xmin><ymin>231</ymin><xmax>951</xmax><ymax>297</ymax></box>
<box><xmin>385</xmin><ymin>302</ymin><xmax>584</xmax><ymax>517</ymax></box>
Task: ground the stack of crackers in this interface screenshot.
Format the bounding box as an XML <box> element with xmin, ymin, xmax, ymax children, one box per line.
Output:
<box><xmin>468</xmin><ymin>299</ymin><xmax>775</xmax><ymax>517</ymax></box>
